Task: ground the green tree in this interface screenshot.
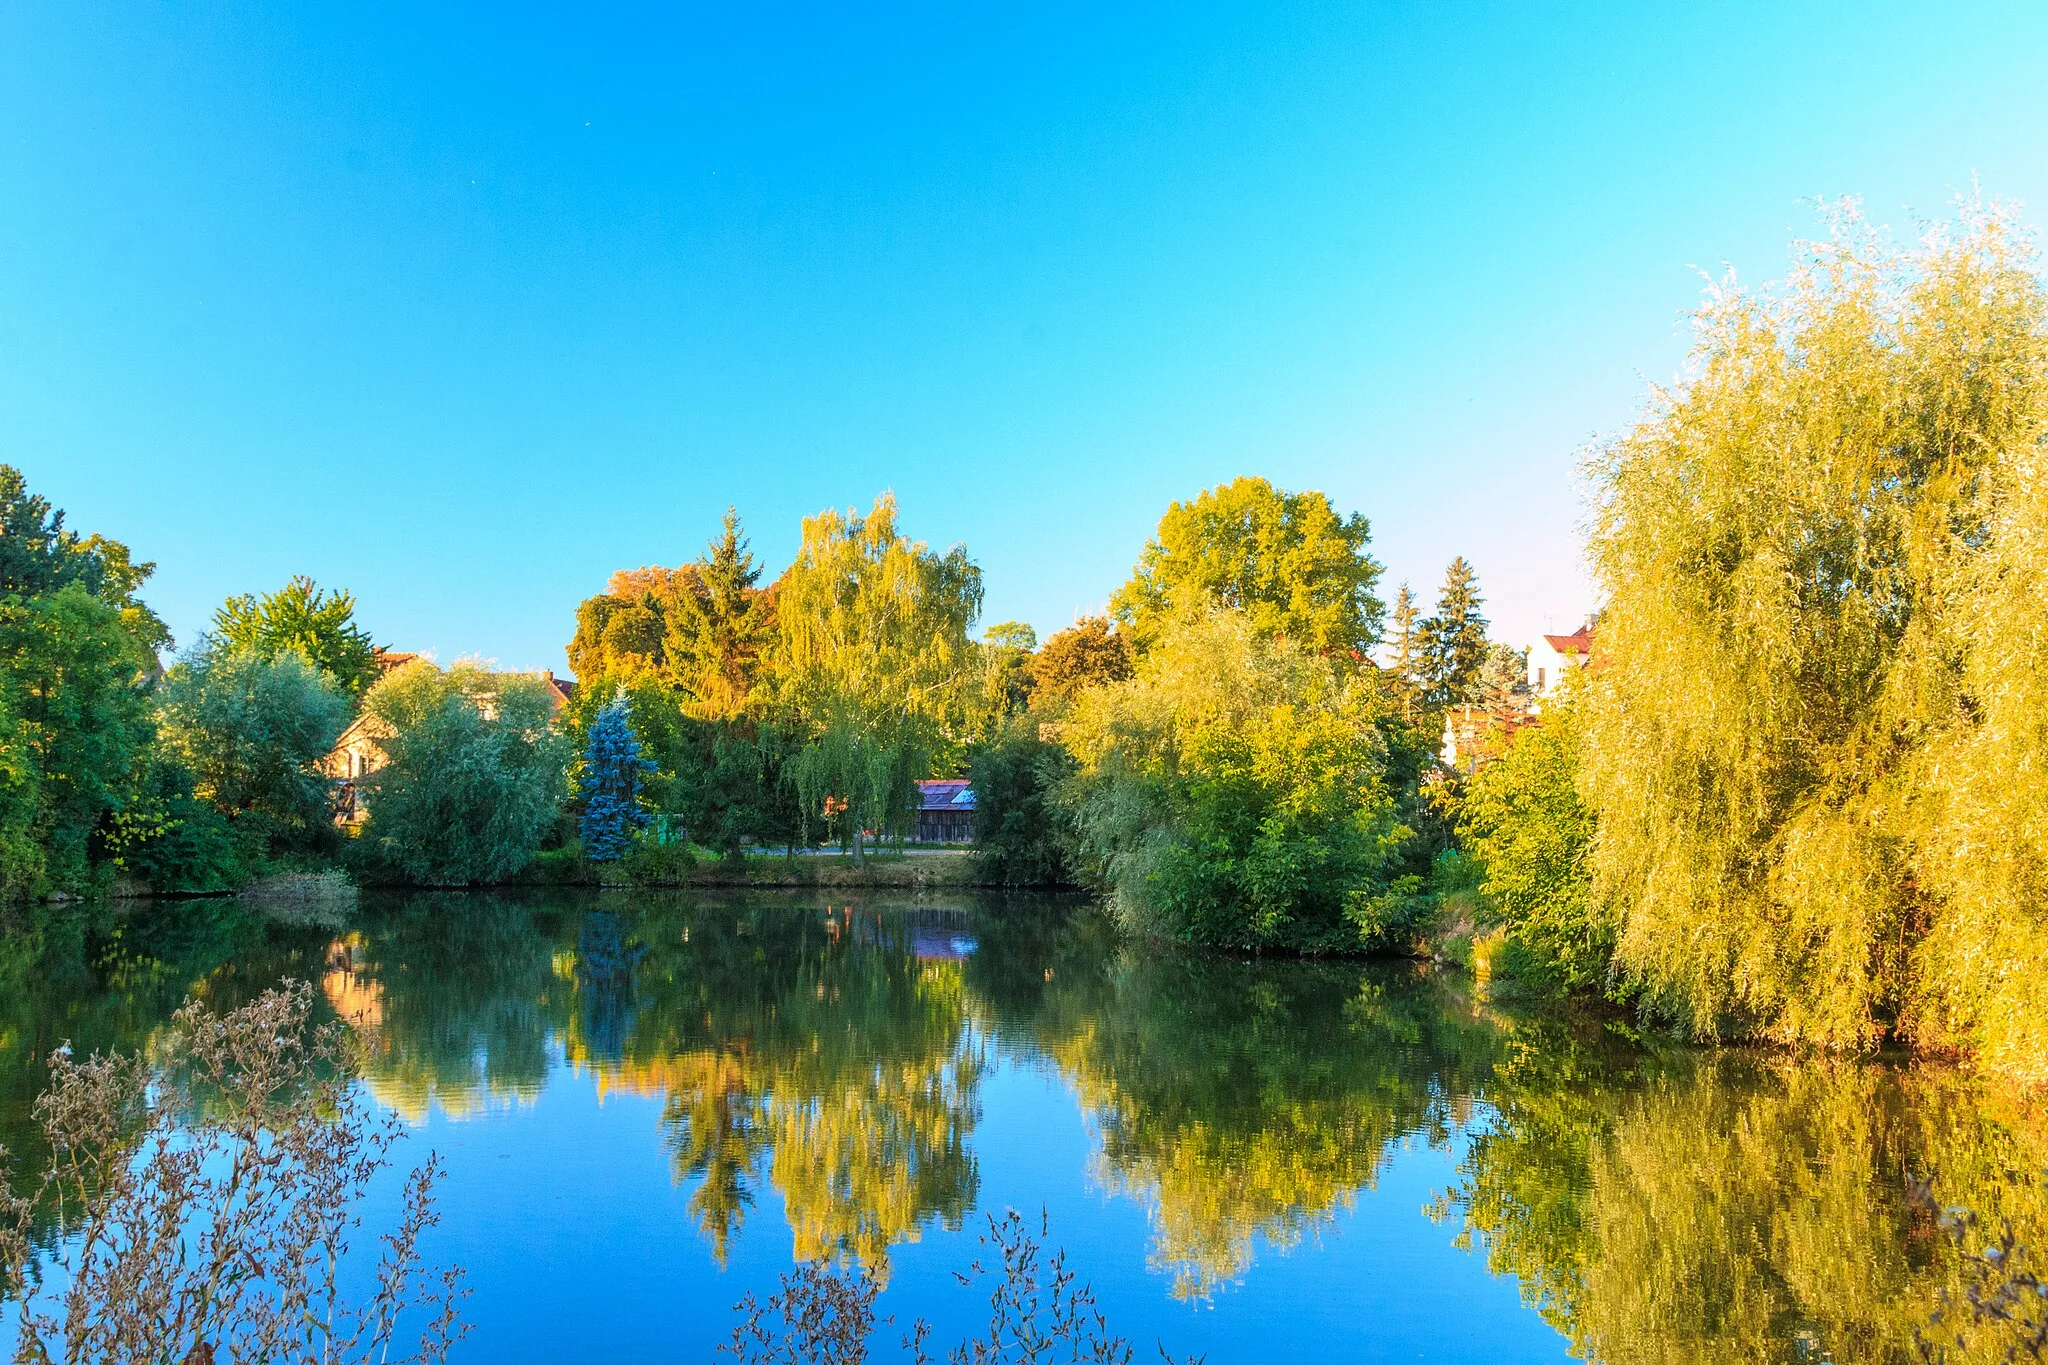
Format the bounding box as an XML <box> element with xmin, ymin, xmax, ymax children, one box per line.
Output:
<box><xmin>1460</xmin><ymin>690</ymin><xmax>1606</xmax><ymax>990</ymax></box>
<box><xmin>0</xmin><ymin>468</ymin><xmax>171</xmax><ymax>655</ymax></box>
<box><xmin>965</xmin><ymin>621</ymin><xmax>1038</xmax><ymax>742</ymax></box>
<box><xmin>564</xmin><ymin>512</ymin><xmax>775</xmax><ymax>720</ymax></box>
<box><xmin>1383</xmin><ymin>582</ymin><xmax>1420</xmax><ymax>716</ymax></box>
<box><xmin>213</xmin><ymin>577</ymin><xmax>381</xmax><ymax>697</ymax></box>
<box><xmin>778</xmin><ymin>495</ymin><xmax>983</xmax><ymax>862</ymax></box>
<box><xmin>1028</xmin><ymin>617</ymin><xmax>1132</xmax><ymax>706</ymax></box>
<box><xmin>354</xmin><ymin>661</ymin><xmax>571</xmax><ymax>885</ymax></box>
<box><xmin>1111</xmin><ymin>477</ymin><xmax>1384</xmax><ymax>657</ymax></box>
<box><xmin>152</xmin><ymin>643</ymin><xmax>351</xmax><ymax>857</ymax></box>
<box><xmin>1058</xmin><ymin>603</ymin><xmax>1406</xmax><ymax>950</ymax></box>
<box><xmin>969</xmin><ymin>719</ymin><xmax>1074</xmax><ymax>886</ymax></box>
<box><xmin>0</xmin><ymin>585</ymin><xmax>154</xmax><ymax>892</ymax></box>
<box><xmin>1414</xmin><ymin>558</ymin><xmax>1488</xmax><ymax>708</ymax></box>
<box><xmin>665</xmin><ymin>510</ymin><xmax>774</xmax><ymax>719</ymax></box>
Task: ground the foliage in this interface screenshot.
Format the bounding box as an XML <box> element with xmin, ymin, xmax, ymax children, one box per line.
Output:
<box><xmin>355</xmin><ymin>660</ymin><xmax>572</xmax><ymax>885</ymax></box>
<box><xmin>1027</xmin><ymin>618</ymin><xmax>1131</xmax><ymax>707</ymax></box>
<box><xmin>1383</xmin><ymin>582</ymin><xmax>1421</xmax><ymax>717</ymax></box>
<box><xmin>1057</xmin><ymin>603</ymin><xmax>1406</xmax><ymax>951</ymax></box>
<box><xmin>567</xmin><ymin>510</ymin><xmax>773</xmax><ymax>719</ymax></box>
<box><xmin>1110</xmin><ymin>475</ymin><xmax>1383</xmax><ymax>656</ymax></box>
<box><xmin>153</xmin><ymin>641</ymin><xmax>351</xmax><ymax>855</ymax></box>
<box><xmin>0</xmin><ymin>465</ymin><xmax>170</xmax><ymax>659</ymax></box>
<box><xmin>969</xmin><ymin>720</ymin><xmax>1075</xmax><ymax>886</ymax></box>
<box><xmin>1459</xmin><ymin>690</ymin><xmax>1607</xmax><ymax>990</ymax></box>
<box><xmin>966</xmin><ymin>622</ymin><xmax>1038</xmax><ymax>742</ymax></box>
<box><xmin>0</xmin><ymin>584</ymin><xmax>154</xmax><ymax>893</ymax></box>
<box><xmin>1581</xmin><ymin>202</ymin><xmax>2048</xmax><ymax>1072</ymax></box>
<box><xmin>213</xmin><ymin>575</ymin><xmax>381</xmax><ymax>697</ymax></box>
<box><xmin>103</xmin><ymin>757</ymin><xmax>252</xmax><ymax>894</ymax></box>
<box><xmin>578</xmin><ymin>698</ymin><xmax>655</xmax><ymax>861</ymax></box>
<box><xmin>778</xmin><ymin>495</ymin><xmax>983</xmax><ymax>860</ymax></box>
<box><xmin>1413</xmin><ymin>557</ymin><xmax>1489</xmax><ymax>709</ymax></box>
<box><xmin>0</xmin><ymin>983</ymin><xmax>466</xmax><ymax>1365</ymax></box>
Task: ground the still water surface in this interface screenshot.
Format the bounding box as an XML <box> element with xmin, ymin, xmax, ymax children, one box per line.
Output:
<box><xmin>3</xmin><ymin>890</ymin><xmax>2043</xmax><ymax>1362</ymax></box>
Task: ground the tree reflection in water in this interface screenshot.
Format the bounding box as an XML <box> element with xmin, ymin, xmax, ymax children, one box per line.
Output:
<box><xmin>4</xmin><ymin>889</ymin><xmax>2047</xmax><ymax>1363</ymax></box>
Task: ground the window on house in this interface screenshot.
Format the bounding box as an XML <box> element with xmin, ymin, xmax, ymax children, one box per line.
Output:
<box><xmin>1537</xmin><ymin>667</ymin><xmax>1547</xmax><ymax>690</ymax></box>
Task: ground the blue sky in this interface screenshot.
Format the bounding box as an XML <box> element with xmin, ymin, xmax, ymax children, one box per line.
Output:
<box><xmin>8</xmin><ymin>2</ymin><xmax>2048</xmax><ymax>671</ymax></box>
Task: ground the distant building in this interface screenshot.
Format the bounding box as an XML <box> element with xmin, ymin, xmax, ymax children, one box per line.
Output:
<box><xmin>912</xmin><ymin>779</ymin><xmax>977</xmax><ymax>844</ymax></box>
<box><xmin>1527</xmin><ymin>624</ymin><xmax>1593</xmax><ymax>698</ymax></box>
<box><xmin>1440</xmin><ymin>703</ymin><xmax>1537</xmax><ymax>775</ymax></box>
<box><xmin>320</xmin><ymin>661</ymin><xmax>577</xmax><ymax>824</ymax></box>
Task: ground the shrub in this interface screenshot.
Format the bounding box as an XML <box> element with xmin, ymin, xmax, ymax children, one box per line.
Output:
<box><xmin>1459</xmin><ymin>692</ymin><xmax>1607</xmax><ymax>991</ymax></box>
<box><xmin>354</xmin><ymin>660</ymin><xmax>571</xmax><ymax>885</ymax></box>
<box><xmin>969</xmin><ymin>721</ymin><xmax>1075</xmax><ymax>886</ymax></box>
<box><xmin>153</xmin><ymin>641</ymin><xmax>350</xmax><ymax>856</ymax></box>
<box><xmin>0</xmin><ymin>983</ymin><xmax>466</xmax><ymax>1363</ymax></box>
<box><xmin>1058</xmin><ymin>603</ymin><xmax>1408</xmax><ymax>952</ymax></box>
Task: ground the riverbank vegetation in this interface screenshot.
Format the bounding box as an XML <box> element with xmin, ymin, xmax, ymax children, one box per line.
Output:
<box><xmin>5</xmin><ymin>200</ymin><xmax>2048</xmax><ymax>1085</ymax></box>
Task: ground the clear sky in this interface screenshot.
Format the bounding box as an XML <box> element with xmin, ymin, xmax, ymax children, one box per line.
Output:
<box><xmin>7</xmin><ymin>2</ymin><xmax>2047</xmax><ymax>671</ymax></box>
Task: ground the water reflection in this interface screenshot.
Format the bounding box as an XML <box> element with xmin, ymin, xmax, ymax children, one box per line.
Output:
<box><xmin>3</xmin><ymin>890</ymin><xmax>2045</xmax><ymax>1361</ymax></box>
<box><xmin>1446</xmin><ymin>1049</ymin><xmax>2048</xmax><ymax>1363</ymax></box>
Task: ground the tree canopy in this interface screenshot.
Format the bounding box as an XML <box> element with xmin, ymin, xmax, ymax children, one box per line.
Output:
<box><xmin>213</xmin><ymin>577</ymin><xmax>381</xmax><ymax>697</ymax></box>
<box><xmin>777</xmin><ymin>494</ymin><xmax>982</xmax><ymax>857</ymax></box>
<box><xmin>1110</xmin><ymin>477</ymin><xmax>1383</xmax><ymax>657</ymax></box>
<box><xmin>1581</xmin><ymin>203</ymin><xmax>2048</xmax><ymax>1076</ymax></box>
<box><xmin>1414</xmin><ymin>557</ymin><xmax>1489</xmax><ymax>709</ymax></box>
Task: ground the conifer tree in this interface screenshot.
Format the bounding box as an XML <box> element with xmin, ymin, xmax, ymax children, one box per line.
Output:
<box><xmin>1385</xmin><ymin>583</ymin><xmax>1420</xmax><ymax>717</ymax></box>
<box><xmin>668</xmin><ymin>508</ymin><xmax>770</xmax><ymax>718</ymax></box>
<box><xmin>579</xmin><ymin>698</ymin><xmax>655</xmax><ymax>861</ymax></box>
<box><xmin>1415</xmin><ymin>558</ymin><xmax>1489</xmax><ymax>708</ymax></box>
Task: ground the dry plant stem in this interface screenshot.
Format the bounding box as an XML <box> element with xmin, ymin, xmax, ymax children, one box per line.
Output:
<box><xmin>728</xmin><ymin>1210</ymin><xmax>1201</xmax><ymax>1365</ymax></box>
<box><xmin>0</xmin><ymin>981</ymin><xmax>468</xmax><ymax>1365</ymax></box>
<box><xmin>1910</xmin><ymin>1171</ymin><xmax>2048</xmax><ymax>1362</ymax></box>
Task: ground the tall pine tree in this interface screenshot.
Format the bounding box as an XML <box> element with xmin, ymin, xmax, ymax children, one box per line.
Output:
<box><xmin>579</xmin><ymin>698</ymin><xmax>655</xmax><ymax>861</ymax></box>
<box><xmin>1385</xmin><ymin>582</ymin><xmax>1420</xmax><ymax>718</ymax></box>
<box><xmin>1416</xmin><ymin>558</ymin><xmax>1489</xmax><ymax>709</ymax></box>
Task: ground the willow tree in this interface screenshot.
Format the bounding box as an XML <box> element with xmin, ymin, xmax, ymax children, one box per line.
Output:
<box><xmin>1583</xmin><ymin>202</ymin><xmax>2048</xmax><ymax>1069</ymax></box>
<box><xmin>778</xmin><ymin>495</ymin><xmax>982</xmax><ymax>861</ymax></box>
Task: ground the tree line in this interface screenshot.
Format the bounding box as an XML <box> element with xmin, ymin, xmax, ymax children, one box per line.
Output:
<box><xmin>8</xmin><ymin>198</ymin><xmax>2045</xmax><ymax>1084</ymax></box>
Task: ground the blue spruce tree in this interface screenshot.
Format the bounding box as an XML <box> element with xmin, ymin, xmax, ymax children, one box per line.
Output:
<box><xmin>579</xmin><ymin>698</ymin><xmax>655</xmax><ymax>861</ymax></box>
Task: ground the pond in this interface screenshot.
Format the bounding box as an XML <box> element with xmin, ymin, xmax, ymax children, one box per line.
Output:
<box><xmin>2</xmin><ymin>889</ymin><xmax>2043</xmax><ymax>1362</ymax></box>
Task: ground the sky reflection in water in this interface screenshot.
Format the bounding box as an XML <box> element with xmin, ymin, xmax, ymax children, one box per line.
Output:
<box><xmin>3</xmin><ymin>890</ymin><xmax>2043</xmax><ymax>1363</ymax></box>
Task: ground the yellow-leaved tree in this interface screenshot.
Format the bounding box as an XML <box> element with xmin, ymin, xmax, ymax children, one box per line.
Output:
<box><xmin>778</xmin><ymin>494</ymin><xmax>982</xmax><ymax>861</ymax></box>
<box><xmin>1583</xmin><ymin>201</ymin><xmax>2048</xmax><ymax>1078</ymax></box>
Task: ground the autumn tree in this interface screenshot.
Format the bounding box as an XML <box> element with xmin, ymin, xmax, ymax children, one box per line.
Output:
<box><xmin>1110</xmin><ymin>476</ymin><xmax>1383</xmax><ymax>657</ymax></box>
<box><xmin>566</xmin><ymin>511</ymin><xmax>773</xmax><ymax>719</ymax></box>
<box><xmin>1028</xmin><ymin>618</ymin><xmax>1132</xmax><ymax>706</ymax></box>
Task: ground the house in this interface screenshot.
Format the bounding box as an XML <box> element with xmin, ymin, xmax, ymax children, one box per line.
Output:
<box><xmin>1441</xmin><ymin>704</ymin><xmax>1536</xmax><ymax>775</ymax></box>
<box><xmin>912</xmin><ymin>779</ymin><xmax>976</xmax><ymax>844</ymax></box>
<box><xmin>320</xmin><ymin>661</ymin><xmax>578</xmax><ymax>824</ymax></box>
<box><xmin>1527</xmin><ymin>624</ymin><xmax>1593</xmax><ymax>698</ymax></box>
